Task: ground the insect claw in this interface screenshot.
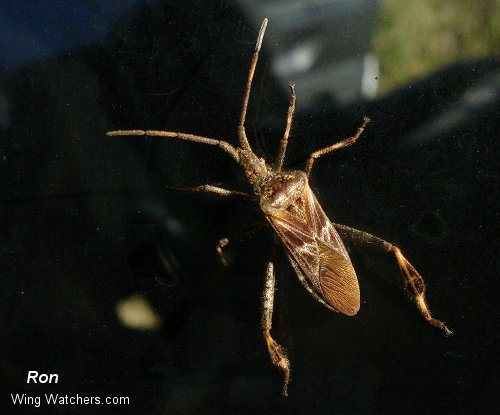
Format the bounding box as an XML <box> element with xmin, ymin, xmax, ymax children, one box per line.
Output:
<box><xmin>431</xmin><ymin>318</ymin><xmax>453</xmax><ymax>337</ymax></box>
<box><xmin>216</xmin><ymin>238</ymin><xmax>229</xmax><ymax>267</ymax></box>
<box><xmin>428</xmin><ymin>316</ymin><xmax>453</xmax><ymax>336</ymax></box>
<box><xmin>263</xmin><ymin>329</ymin><xmax>290</xmax><ymax>396</ymax></box>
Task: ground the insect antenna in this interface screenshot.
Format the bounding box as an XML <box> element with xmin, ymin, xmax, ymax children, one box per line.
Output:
<box><xmin>237</xmin><ymin>18</ymin><xmax>268</xmax><ymax>152</ymax></box>
<box><xmin>274</xmin><ymin>83</ymin><xmax>296</xmax><ymax>171</ymax></box>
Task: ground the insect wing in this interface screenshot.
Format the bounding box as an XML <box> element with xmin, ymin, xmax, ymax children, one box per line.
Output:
<box><xmin>267</xmin><ymin>185</ymin><xmax>360</xmax><ymax>315</ymax></box>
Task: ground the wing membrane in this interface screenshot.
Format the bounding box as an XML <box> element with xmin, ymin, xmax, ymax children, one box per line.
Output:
<box><xmin>317</xmin><ymin>241</ymin><xmax>360</xmax><ymax>316</ymax></box>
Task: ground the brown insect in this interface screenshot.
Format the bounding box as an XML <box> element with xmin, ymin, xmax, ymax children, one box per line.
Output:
<box><xmin>107</xmin><ymin>18</ymin><xmax>452</xmax><ymax>396</ymax></box>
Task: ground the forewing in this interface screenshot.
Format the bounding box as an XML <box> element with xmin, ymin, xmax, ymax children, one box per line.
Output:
<box><xmin>267</xmin><ymin>185</ymin><xmax>360</xmax><ymax>315</ymax></box>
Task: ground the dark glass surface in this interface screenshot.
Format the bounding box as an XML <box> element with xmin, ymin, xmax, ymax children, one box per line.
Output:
<box><xmin>1</xmin><ymin>1</ymin><xmax>498</xmax><ymax>414</ymax></box>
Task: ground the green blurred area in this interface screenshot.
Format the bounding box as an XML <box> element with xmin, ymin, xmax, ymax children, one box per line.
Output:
<box><xmin>373</xmin><ymin>0</ymin><xmax>500</xmax><ymax>94</ymax></box>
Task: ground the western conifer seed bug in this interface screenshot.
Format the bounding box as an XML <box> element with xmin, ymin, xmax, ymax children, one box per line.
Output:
<box><xmin>107</xmin><ymin>18</ymin><xmax>452</xmax><ymax>396</ymax></box>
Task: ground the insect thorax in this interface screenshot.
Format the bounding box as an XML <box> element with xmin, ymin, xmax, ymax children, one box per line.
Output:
<box><xmin>259</xmin><ymin>170</ymin><xmax>308</xmax><ymax>215</ymax></box>
<box><xmin>237</xmin><ymin>149</ymin><xmax>308</xmax><ymax>214</ymax></box>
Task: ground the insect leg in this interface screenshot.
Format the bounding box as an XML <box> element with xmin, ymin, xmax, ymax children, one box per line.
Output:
<box><xmin>305</xmin><ymin>116</ymin><xmax>370</xmax><ymax>176</ymax></box>
<box><xmin>215</xmin><ymin>221</ymin><xmax>267</xmax><ymax>266</ymax></box>
<box><xmin>107</xmin><ymin>130</ymin><xmax>240</xmax><ymax>163</ymax></box>
<box><xmin>334</xmin><ymin>223</ymin><xmax>453</xmax><ymax>336</ymax></box>
<box><xmin>262</xmin><ymin>261</ymin><xmax>290</xmax><ymax>396</ymax></box>
<box><xmin>274</xmin><ymin>83</ymin><xmax>297</xmax><ymax>171</ymax></box>
<box><xmin>166</xmin><ymin>184</ymin><xmax>257</xmax><ymax>201</ymax></box>
<box><xmin>238</xmin><ymin>18</ymin><xmax>268</xmax><ymax>152</ymax></box>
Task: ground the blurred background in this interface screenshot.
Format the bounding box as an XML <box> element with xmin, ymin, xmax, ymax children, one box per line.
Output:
<box><xmin>1</xmin><ymin>1</ymin><xmax>498</xmax><ymax>414</ymax></box>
